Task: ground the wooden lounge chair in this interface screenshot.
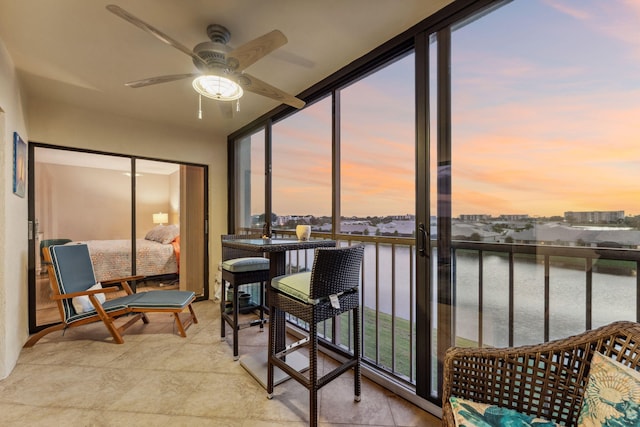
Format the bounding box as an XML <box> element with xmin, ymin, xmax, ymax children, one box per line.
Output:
<box><xmin>25</xmin><ymin>243</ymin><xmax>198</xmax><ymax>347</ymax></box>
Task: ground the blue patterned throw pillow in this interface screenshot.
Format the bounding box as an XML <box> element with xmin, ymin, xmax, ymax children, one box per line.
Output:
<box><xmin>450</xmin><ymin>396</ymin><xmax>559</xmax><ymax>427</ymax></box>
<box><xmin>577</xmin><ymin>351</ymin><xmax>640</xmax><ymax>427</ymax></box>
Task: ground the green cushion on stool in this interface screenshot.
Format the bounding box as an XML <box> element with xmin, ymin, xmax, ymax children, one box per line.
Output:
<box><xmin>271</xmin><ymin>272</ymin><xmax>313</xmax><ymax>304</ymax></box>
<box><xmin>271</xmin><ymin>272</ymin><xmax>360</xmax><ymax>305</ymax></box>
<box><xmin>222</xmin><ymin>257</ymin><xmax>269</xmax><ymax>273</ymax></box>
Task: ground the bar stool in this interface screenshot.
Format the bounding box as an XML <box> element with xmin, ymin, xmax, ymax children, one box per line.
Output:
<box><xmin>266</xmin><ymin>245</ymin><xmax>364</xmax><ymax>427</ymax></box>
<box><xmin>221</xmin><ymin>234</ymin><xmax>270</xmax><ymax>360</ymax></box>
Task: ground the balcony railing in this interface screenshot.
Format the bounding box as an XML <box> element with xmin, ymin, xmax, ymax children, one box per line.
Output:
<box><xmin>243</xmin><ymin>228</ymin><xmax>640</xmax><ymax>400</ymax></box>
<box><xmin>452</xmin><ymin>241</ymin><xmax>640</xmax><ymax>348</ymax></box>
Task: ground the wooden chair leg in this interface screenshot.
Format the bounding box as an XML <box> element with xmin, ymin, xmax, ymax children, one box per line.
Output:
<box><xmin>94</xmin><ymin>305</ymin><xmax>126</xmax><ymax>344</ymax></box>
<box><xmin>116</xmin><ymin>313</ymin><xmax>146</xmax><ymax>337</ymax></box>
<box><xmin>172</xmin><ymin>305</ymin><xmax>197</xmax><ymax>337</ymax></box>
<box><xmin>187</xmin><ymin>303</ymin><xmax>198</xmax><ymax>324</ymax></box>
<box><xmin>23</xmin><ymin>323</ymin><xmax>66</xmax><ymax>348</ymax></box>
<box><xmin>173</xmin><ymin>312</ymin><xmax>187</xmax><ymax>337</ymax></box>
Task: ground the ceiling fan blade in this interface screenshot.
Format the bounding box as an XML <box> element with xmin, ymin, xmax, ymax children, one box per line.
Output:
<box><xmin>125</xmin><ymin>73</ymin><xmax>199</xmax><ymax>88</ymax></box>
<box><xmin>238</xmin><ymin>73</ymin><xmax>305</xmax><ymax>109</ymax></box>
<box><xmin>106</xmin><ymin>5</ymin><xmax>207</xmax><ymax>67</ymax></box>
<box><xmin>226</xmin><ymin>30</ymin><xmax>287</xmax><ymax>72</ymax></box>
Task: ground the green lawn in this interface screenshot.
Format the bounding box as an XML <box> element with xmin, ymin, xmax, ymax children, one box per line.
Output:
<box><xmin>334</xmin><ymin>308</ymin><xmax>480</xmax><ymax>382</ymax></box>
<box><xmin>334</xmin><ymin>307</ymin><xmax>414</xmax><ymax>380</ymax></box>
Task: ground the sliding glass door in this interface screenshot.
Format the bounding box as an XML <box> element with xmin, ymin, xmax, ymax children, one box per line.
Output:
<box><xmin>421</xmin><ymin>0</ymin><xmax>640</xmax><ymax>403</ymax></box>
<box><xmin>28</xmin><ymin>145</ymin><xmax>208</xmax><ymax>330</ymax></box>
<box><xmin>31</xmin><ymin>148</ymin><xmax>132</xmax><ymax>326</ymax></box>
<box><xmin>233</xmin><ymin>128</ymin><xmax>266</xmax><ymax>233</ymax></box>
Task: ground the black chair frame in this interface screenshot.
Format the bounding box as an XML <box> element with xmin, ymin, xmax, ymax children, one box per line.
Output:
<box><xmin>220</xmin><ymin>234</ymin><xmax>270</xmax><ymax>360</ymax></box>
<box><xmin>266</xmin><ymin>245</ymin><xmax>364</xmax><ymax>427</ymax></box>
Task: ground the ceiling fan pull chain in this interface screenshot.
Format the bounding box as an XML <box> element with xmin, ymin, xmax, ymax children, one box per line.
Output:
<box><xmin>198</xmin><ymin>94</ymin><xmax>203</xmax><ymax>120</ymax></box>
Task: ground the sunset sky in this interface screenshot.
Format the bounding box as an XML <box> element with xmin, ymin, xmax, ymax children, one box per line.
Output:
<box><xmin>258</xmin><ymin>0</ymin><xmax>640</xmax><ymax>219</ymax></box>
<box><xmin>451</xmin><ymin>0</ymin><xmax>640</xmax><ymax>217</ymax></box>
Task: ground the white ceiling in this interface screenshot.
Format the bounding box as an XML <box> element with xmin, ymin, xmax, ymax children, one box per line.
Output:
<box><xmin>0</xmin><ymin>0</ymin><xmax>451</xmax><ymax>139</ymax></box>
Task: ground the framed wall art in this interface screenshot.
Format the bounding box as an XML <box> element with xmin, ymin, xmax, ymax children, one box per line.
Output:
<box><xmin>13</xmin><ymin>132</ymin><xmax>26</xmax><ymax>198</ymax></box>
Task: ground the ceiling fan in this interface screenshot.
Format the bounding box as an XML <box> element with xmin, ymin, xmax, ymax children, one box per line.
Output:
<box><xmin>106</xmin><ymin>4</ymin><xmax>305</xmax><ymax>116</ymax></box>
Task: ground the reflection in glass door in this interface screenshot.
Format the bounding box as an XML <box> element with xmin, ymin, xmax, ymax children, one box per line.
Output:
<box><xmin>134</xmin><ymin>159</ymin><xmax>182</xmax><ymax>290</ymax></box>
<box><xmin>234</xmin><ymin>128</ymin><xmax>265</xmax><ymax>233</ymax></box>
<box><xmin>30</xmin><ymin>147</ymin><xmax>207</xmax><ymax>331</ymax></box>
<box><xmin>32</xmin><ymin>148</ymin><xmax>132</xmax><ymax>327</ymax></box>
<box><xmin>135</xmin><ymin>159</ymin><xmax>206</xmax><ymax>295</ymax></box>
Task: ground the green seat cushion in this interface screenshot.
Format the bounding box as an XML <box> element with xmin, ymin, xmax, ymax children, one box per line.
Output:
<box><xmin>272</xmin><ymin>272</ymin><xmax>360</xmax><ymax>305</ymax></box>
<box><xmin>271</xmin><ymin>272</ymin><xmax>314</xmax><ymax>304</ymax></box>
<box><xmin>222</xmin><ymin>257</ymin><xmax>269</xmax><ymax>273</ymax></box>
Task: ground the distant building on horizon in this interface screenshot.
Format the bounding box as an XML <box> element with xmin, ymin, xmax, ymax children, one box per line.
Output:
<box><xmin>564</xmin><ymin>210</ymin><xmax>624</xmax><ymax>223</ymax></box>
<box><xmin>459</xmin><ymin>214</ymin><xmax>490</xmax><ymax>222</ymax></box>
<box><xmin>459</xmin><ymin>214</ymin><xmax>530</xmax><ymax>222</ymax></box>
<box><xmin>499</xmin><ymin>214</ymin><xmax>529</xmax><ymax>221</ymax></box>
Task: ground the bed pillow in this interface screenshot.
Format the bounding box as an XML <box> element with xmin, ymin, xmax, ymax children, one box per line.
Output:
<box><xmin>145</xmin><ymin>224</ymin><xmax>180</xmax><ymax>244</ymax></box>
<box><xmin>577</xmin><ymin>351</ymin><xmax>640</xmax><ymax>427</ymax></box>
<box><xmin>72</xmin><ymin>283</ymin><xmax>106</xmax><ymax>314</ymax></box>
<box><xmin>449</xmin><ymin>396</ymin><xmax>559</xmax><ymax>427</ymax></box>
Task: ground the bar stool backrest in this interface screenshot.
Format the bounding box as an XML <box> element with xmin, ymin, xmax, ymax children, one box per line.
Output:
<box><xmin>309</xmin><ymin>245</ymin><xmax>364</xmax><ymax>301</ymax></box>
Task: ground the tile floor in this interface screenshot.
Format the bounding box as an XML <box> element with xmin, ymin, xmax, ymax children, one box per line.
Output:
<box><xmin>1</xmin><ymin>300</ymin><xmax>441</xmax><ymax>426</ymax></box>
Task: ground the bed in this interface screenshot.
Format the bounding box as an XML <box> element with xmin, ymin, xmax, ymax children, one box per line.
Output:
<box><xmin>70</xmin><ymin>225</ymin><xmax>180</xmax><ymax>282</ymax></box>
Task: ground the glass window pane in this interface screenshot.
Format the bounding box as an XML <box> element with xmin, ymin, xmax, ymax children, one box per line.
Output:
<box><xmin>135</xmin><ymin>159</ymin><xmax>185</xmax><ymax>292</ymax></box>
<box><xmin>34</xmin><ymin>148</ymin><xmax>132</xmax><ymax>326</ymax></box>
<box><xmin>136</xmin><ymin>159</ymin><xmax>180</xmax><ymax>234</ymax></box>
<box><xmin>235</xmin><ymin>128</ymin><xmax>265</xmax><ymax>233</ymax></box>
<box><xmin>272</xmin><ymin>97</ymin><xmax>332</xmax><ymax>233</ymax></box>
<box><xmin>340</xmin><ymin>54</ymin><xmax>416</xmax><ymax>236</ymax></box>
<box><xmin>340</xmin><ymin>53</ymin><xmax>417</xmax><ymax>383</ymax></box>
<box><xmin>450</xmin><ymin>0</ymin><xmax>640</xmax><ymax>350</ymax></box>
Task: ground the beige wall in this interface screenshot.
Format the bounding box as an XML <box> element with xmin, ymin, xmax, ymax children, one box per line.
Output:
<box><xmin>137</xmin><ymin>170</ymin><xmax>175</xmax><ymax>236</ymax></box>
<box><xmin>0</xmin><ymin>61</ymin><xmax>227</xmax><ymax>379</ymax></box>
<box><xmin>36</xmin><ymin>162</ymin><xmax>174</xmax><ymax>241</ymax></box>
<box><xmin>27</xmin><ymin>98</ymin><xmax>227</xmax><ymax>269</ymax></box>
<box><xmin>0</xmin><ymin>40</ymin><xmax>29</xmax><ymax>379</ymax></box>
<box><xmin>169</xmin><ymin>170</ymin><xmax>180</xmax><ymax>226</ymax></box>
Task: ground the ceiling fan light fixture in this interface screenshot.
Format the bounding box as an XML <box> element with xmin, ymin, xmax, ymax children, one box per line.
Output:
<box><xmin>192</xmin><ymin>75</ymin><xmax>243</xmax><ymax>101</ymax></box>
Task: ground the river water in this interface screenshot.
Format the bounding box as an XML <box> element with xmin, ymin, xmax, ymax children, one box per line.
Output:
<box><xmin>359</xmin><ymin>244</ymin><xmax>636</xmax><ymax>347</ymax></box>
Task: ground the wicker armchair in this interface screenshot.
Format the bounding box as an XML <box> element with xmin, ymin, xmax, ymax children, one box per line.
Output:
<box><xmin>442</xmin><ymin>321</ymin><xmax>640</xmax><ymax>426</ymax></box>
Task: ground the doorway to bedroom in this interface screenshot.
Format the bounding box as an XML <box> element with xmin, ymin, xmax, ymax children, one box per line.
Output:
<box><xmin>28</xmin><ymin>144</ymin><xmax>208</xmax><ymax>330</ymax></box>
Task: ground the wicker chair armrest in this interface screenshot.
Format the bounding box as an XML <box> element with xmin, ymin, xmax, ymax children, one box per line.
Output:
<box><xmin>441</xmin><ymin>321</ymin><xmax>640</xmax><ymax>426</ymax></box>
